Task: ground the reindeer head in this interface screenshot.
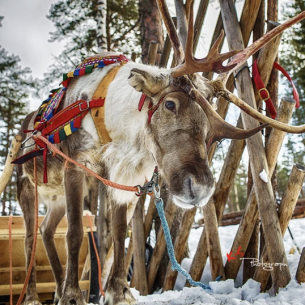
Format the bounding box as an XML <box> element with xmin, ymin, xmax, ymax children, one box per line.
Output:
<box><xmin>128</xmin><ymin>0</ymin><xmax>305</xmax><ymax>208</ymax></box>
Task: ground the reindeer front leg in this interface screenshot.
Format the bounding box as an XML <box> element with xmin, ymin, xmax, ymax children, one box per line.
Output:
<box><xmin>18</xmin><ymin>177</ymin><xmax>41</xmax><ymax>305</ymax></box>
<box><xmin>60</xmin><ymin>164</ymin><xmax>86</xmax><ymax>305</ymax></box>
<box><xmin>105</xmin><ymin>202</ymin><xmax>136</xmax><ymax>305</ymax></box>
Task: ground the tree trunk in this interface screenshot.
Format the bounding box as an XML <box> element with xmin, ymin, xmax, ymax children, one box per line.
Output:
<box><xmin>139</xmin><ymin>0</ymin><xmax>164</xmax><ymax>65</ymax></box>
<box><xmin>96</xmin><ymin>0</ymin><xmax>107</xmax><ymax>51</ymax></box>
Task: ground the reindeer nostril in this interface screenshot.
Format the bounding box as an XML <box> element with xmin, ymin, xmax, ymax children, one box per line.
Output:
<box><xmin>187</xmin><ymin>176</ymin><xmax>195</xmax><ymax>200</ymax></box>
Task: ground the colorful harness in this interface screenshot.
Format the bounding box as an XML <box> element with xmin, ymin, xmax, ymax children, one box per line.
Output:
<box><xmin>13</xmin><ymin>54</ymin><xmax>129</xmax><ymax>182</ymax></box>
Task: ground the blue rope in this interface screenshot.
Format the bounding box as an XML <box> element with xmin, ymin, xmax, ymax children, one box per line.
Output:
<box><xmin>155</xmin><ymin>197</ymin><xmax>211</xmax><ymax>290</ymax></box>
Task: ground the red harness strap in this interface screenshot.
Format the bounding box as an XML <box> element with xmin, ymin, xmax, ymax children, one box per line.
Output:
<box><xmin>13</xmin><ymin>98</ymin><xmax>105</xmax><ymax>183</ymax></box>
<box><xmin>252</xmin><ymin>59</ymin><xmax>300</xmax><ymax>119</ymax></box>
<box><xmin>42</xmin><ymin>98</ymin><xmax>104</xmax><ymax>136</ymax></box>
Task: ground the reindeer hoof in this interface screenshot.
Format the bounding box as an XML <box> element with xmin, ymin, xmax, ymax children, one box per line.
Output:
<box><xmin>58</xmin><ymin>287</ymin><xmax>86</xmax><ymax>305</ymax></box>
<box><xmin>105</xmin><ymin>280</ymin><xmax>136</xmax><ymax>305</ymax></box>
<box><xmin>23</xmin><ymin>300</ymin><xmax>42</xmax><ymax>305</ymax></box>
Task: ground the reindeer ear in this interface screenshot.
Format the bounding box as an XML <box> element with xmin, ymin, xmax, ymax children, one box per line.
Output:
<box><xmin>128</xmin><ymin>68</ymin><xmax>169</xmax><ymax>97</ymax></box>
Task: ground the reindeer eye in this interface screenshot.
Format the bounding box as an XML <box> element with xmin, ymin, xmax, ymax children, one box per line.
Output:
<box><xmin>165</xmin><ymin>101</ymin><xmax>176</xmax><ymax>113</ymax></box>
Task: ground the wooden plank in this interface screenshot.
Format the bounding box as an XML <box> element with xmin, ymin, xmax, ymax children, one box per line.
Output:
<box><xmin>0</xmin><ymin>280</ymin><xmax>90</xmax><ymax>295</ymax></box>
<box><xmin>0</xmin><ymin>215</ymin><xmax>96</xmax><ymax>231</ymax></box>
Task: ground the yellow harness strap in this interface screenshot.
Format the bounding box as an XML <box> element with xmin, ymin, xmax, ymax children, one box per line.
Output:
<box><xmin>91</xmin><ymin>63</ymin><xmax>126</xmax><ymax>144</ymax></box>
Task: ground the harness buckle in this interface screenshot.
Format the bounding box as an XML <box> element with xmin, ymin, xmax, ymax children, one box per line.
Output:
<box><xmin>258</xmin><ymin>88</ymin><xmax>270</xmax><ymax>101</ymax></box>
<box><xmin>79</xmin><ymin>101</ymin><xmax>90</xmax><ymax>112</ymax></box>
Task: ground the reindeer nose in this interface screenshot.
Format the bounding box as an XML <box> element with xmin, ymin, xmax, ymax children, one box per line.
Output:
<box><xmin>184</xmin><ymin>176</ymin><xmax>196</xmax><ymax>200</ymax></box>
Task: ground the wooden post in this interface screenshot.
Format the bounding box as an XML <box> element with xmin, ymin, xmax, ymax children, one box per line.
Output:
<box><xmin>243</xmin><ymin>0</ymin><xmax>265</xmax><ymax>283</ymax></box>
<box><xmin>185</xmin><ymin>1</ymin><xmax>264</xmax><ymax>285</ymax></box>
<box><xmin>0</xmin><ymin>134</ymin><xmax>22</xmax><ymax>197</ymax></box>
<box><xmin>224</xmin><ymin>94</ymin><xmax>295</xmax><ymax>279</ymax></box>
<box><xmin>159</xmin><ymin>35</ymin><xmax>172</xmax><ymax>68</ymax></box>
<box><xmin>162</xmin><ymin>207</ymin><xmax>196</xmax><ymax>291</ymax></box>
<box><xmin>125</xmin><ymin>195</ymin><xmax>154</xmax><ymax>275</ymax></box>
<box><xmin>131</xmin><ymin>195</ymin><xmax>148</xmax><ymax>294</ymax></box>
<box><xmin>131</xmin><ymin>52</ymin><xmax>137</xmax><ymax>62</ymax></box>
<box><xmin>204</xmin><ymin>200</ymin><xmax>226</xmax><ymax>281</ymax></box>
<box><xmin>147</xmin><ymin>199</ymin><xmax>177</xmax><ymax>293</ymax></box>
<box><xmin>147</xmin><ymin>41</ymin><xmax>159</xmax><ymax>66</ymax></box>
<box><xmin>192</xmin><ymin>0</ymin><xmax>209</xmax><ymax>52</ymax></box>
<box><xmin>254</xmin><ymin>164</ymin><xmax>305</xmax><ymax>290</ymax></box>
<box><xmin>220</xmin><ymin>0</ymin><xmax>291</xmax><ymax>292</ymax></box>
<box><xmin>296</xmin><ymin>248</ymin><xmax>305</xmax><ymax>284</ymax></box>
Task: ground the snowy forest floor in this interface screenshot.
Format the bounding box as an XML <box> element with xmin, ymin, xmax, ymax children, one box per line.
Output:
<box><xmin>99</xmin><ymin>218</ymin><xmax>305</xmax><ymax>305</ymax></box>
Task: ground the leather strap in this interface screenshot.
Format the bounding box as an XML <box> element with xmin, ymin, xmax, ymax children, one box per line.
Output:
<box><xmin>90</xmin><ymin>62</ymin><xmax>127</xmax><ymax>144</ymax></box>
<box><xmin>253</xmin><ymin>59</ymin><xmax>300</xmax><ymax>119</ymax></box>
<box><xmin>41</xmin><ymin>99</ymin><xmax>105</xmax><ymax>136</ymax></box>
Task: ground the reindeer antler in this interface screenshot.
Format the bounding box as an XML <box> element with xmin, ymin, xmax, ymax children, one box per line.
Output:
<box><xmin>157</xmin><ymin>0</ymin><xmax>305</xmax><ymax>135</ymax></box>
<box><xmin>211</xmin><ymin>10</ymin><xmax>305</xmax><ymax>134</ymax></box>
<box><xmin>172</xmin><ymin>0</ymin><xmax>241</xmax><ymax>77</ymax></box>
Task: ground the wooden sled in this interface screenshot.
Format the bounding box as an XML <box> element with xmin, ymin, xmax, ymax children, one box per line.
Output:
<box><xmin>0</xmin><ymin>214</ymin><xmax>100</xmax><ymax>304</ymax></box>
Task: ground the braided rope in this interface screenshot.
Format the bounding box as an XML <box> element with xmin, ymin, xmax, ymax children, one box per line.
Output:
<box><xmin>155</xmin><ymin>197</ymin><xmax>211</xmax><ymax>290</ymax></box>
<box><xmin>33</xmin><ymin>135</ymin><xmax>139</xmax><ymax>193</ymax></box>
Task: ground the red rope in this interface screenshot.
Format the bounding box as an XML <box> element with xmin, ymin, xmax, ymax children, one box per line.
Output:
<box><xmin>16</xmin><ymin>151</ymin><xmax>39</xmax><ymax>305</ymax></box>
<box><xmin>33</xmin><ymin>135</ymin><xmax>139</xmax><ymax>193</ymax></box>
<box><xmin>86</xmin><ymin>214</ymin><xmax>105</xmax><ymax>297</ymax></box>
<box><xmin>9</xmin><ymin>214</ymin><xmax>13</xmax><ymax>305</ymax></box>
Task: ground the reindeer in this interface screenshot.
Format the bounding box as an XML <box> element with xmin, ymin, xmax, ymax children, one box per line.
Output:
<box><xmin>15</xmin><ymin>0</ymin><xmax>305</xmax><ymax>304</ymax></box>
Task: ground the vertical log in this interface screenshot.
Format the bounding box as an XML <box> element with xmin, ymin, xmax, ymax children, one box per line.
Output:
<box><xmin>204</xmin><ymin>200</ymin><xmax>226</xmax><ymax>281</ymax></box>
<box><xmin>131</xmin><ymin>196</ymin><xmax>148</xmax><ymax>295</ymax></box>
<box><xmin>220</xmin><ymin>0</ymin><xmax>291</xmax><ymax>292</ymax></box>
<box><xmin>174</xmin><ymin>0</ymin><xmax>188</xmax><ymax>49</ymax></box>
<box><xmin>187</xmin><ymin>0</ymin><xmax>263</xmax><ymax>286</ymax></box>
<box><xmin>243</xmin><ymin>0</ymin><xmax>265</xmax><ymax>283</ymax></box>
<box><xmin>224</xmin><ymin>97</ymin><xmax>295</xmax><ymax>281</ymax></box>
<box><xmin>254</xmin><ymin>164</ymin><xmax>305</xmax><ymax>290</ymax></box>
<box><xmin>148</xmin><ymin>41</ymin><xmax>159</xmax><ymax>65</ymax></box>
<box><xmin>192</xmin><ymin>0</ymin><xmax>209</xmax><ymax>52</ymax></box>
<box><xmin>162</xmin><ymin>207</ymin><xmax>196</xmax><ymax>291</ymax></box>
<box><xmin>296</xmin><ymin>248</ymin><xmax>305</xmax><ymax>284</ymax></box>
<box><xmin>147</xmin><ymin>200</ymin><xmax>177</xmax><ymax>293</ymax></box>
<box><xmin>144</xmin><ymin>196</ymin><xmax>156</xmax><ymax>240</ymax></box>
<box><xmin>131</xmin><ymin>52</ymin><xmax>137</xmax><ymax>62</ymax></box>
<box><xmin>139</xmin><ymin>0</ymin><xmax>164</xmax><ymax>65</ymax></box>
<box><xmin>159</xmin><ymin>34</ymin><xmax>172</xmax><ymax>68</ymax></box>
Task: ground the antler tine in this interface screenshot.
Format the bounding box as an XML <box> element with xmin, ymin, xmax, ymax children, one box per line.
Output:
<box><xmin>219</xmin><ymin>10</ymin><xmax>305</xmax><ymax>82</ymax></box>
<box><xmin>171</xmin><ymin>2</ymin><xmax>241</xmax><ymax>77</ymax></box>
<box><xmin>156</xmin><ymin>0</ymin><xmax>185</xmax><ymax>65</ymax></box>
<box><xmin>193</xmin><ymin>89</ymin><xmax>268</xmax><ymax>150</ymax></box>
<box><xmin>224</xmin><ymin>90</ymin><xmax>305</xmax><ymax>134</ymax></box>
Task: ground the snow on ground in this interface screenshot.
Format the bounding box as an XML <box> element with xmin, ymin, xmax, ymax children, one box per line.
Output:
<box><xmin>99</xmin><ymin>218</ymin><xmax>305</xmax><ymax>305</ymax></box>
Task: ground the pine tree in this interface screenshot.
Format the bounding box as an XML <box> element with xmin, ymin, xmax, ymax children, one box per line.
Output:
<box><xmin>0</xmin><ymin>47</ymin><xmax>34</xmax><ymax>215</ymax></box>
<box><xmin>39</xmin><ymin>0</ymin><xmax>140</xmax><ymax>91</ymax></box>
